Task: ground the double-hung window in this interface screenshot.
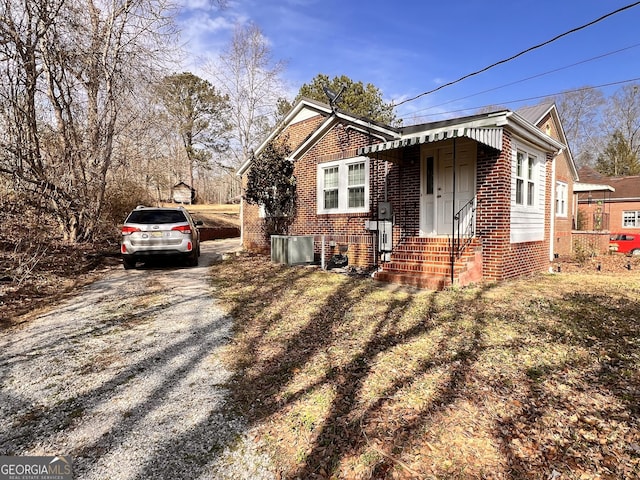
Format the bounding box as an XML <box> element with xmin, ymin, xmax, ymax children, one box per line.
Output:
<box><xmin>347</xmin><ymin>162</ymin><xmax>366</xmax><ymax>208</ymax></box>
<box><xmin>318</xmin><ymin>157</ymin><xmax>369</xmax><ymax>214</ymax></box>
<box><xmin>556</xmin><ymin>181</ymin><xmax>568</xmax><ymax>217</ymax></box>
<box><xmin>515</xmin><ymin>150</ymin><xmax>537</xmax><ymax>206</ymax></box>
<box><xmin>623</xmin><ymin>210</ymin><xmax>640</xmax><ymax>228</ymax></box>
<box><xmin>511</xmin><ymin>142</ymin><xmax>546</xmax><ymax>243</ymax></box>
<box><xmin>323</xmin><ymin>166</ymin><xmax>339</xmax><ymax>209</ymax></box>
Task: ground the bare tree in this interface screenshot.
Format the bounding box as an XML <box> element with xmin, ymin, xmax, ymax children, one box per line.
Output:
<box><xmin>601</xmin><ymin>84</ymin><xmax>640</xmax><ymax>161</ymax></box>
<box><xmin>0</xmin><ymin>0</ymin><xmax>177</xmax><ymax>242</ymax></box>
<box><xmin>206</xmin><ymin>23</ymin><xmax>287</xmax><ymax>187</ymax></box>
<box><xmin>550</xmin><ymin>88</ymin><xmax>606</xmax><ymax>167</ymax></box>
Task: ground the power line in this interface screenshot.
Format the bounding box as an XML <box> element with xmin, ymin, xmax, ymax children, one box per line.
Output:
<box><xmin>393</xmin><ymin>1</ymin><xmax>640</xmax><ymax>108</ymax></box>
<box><xmin>399</xmin><ymin>42</ymin><xmax>640</xmax><ymax>117</ymax></box>
<box><xmin>400</xmin><ymin>77</ymin><xmax>640</xmax><ymax>125</ymax></box>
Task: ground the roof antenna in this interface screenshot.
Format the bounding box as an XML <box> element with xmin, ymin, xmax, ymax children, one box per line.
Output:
<box><xmin>322</xmin><ymin>84</ymin><xmax>345</xmax><ymax>112</ymax></box>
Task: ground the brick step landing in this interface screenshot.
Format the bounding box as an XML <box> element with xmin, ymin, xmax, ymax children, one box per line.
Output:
<box><xmin>374</xmin><ymin>237</ymin><xmax>482</xmax><ymax>290</ymax></box>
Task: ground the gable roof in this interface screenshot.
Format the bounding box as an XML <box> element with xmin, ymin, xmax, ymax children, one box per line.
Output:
<box><xmin>236</xmin><ymin>98</ymin><xmax>397</xmax><ymax>176</ymax></box>
<box><xmin>577</xmin><ymin>165</ymin><xmax>605</xmax><ymax>183</ymax></box>
<box><xmin>516</xmin><ymin>102</ymin><xmax>578</xmax><ymax>181</ymax></box>
<box><xmin>516</xmin><ymin>102</ymin><xmax>554</xmax><ymax>125</ymax></box>
<box><xmin>239</xmin><ymin>99</ymin><xmax>568</xmax><ymax>176</ymax></box>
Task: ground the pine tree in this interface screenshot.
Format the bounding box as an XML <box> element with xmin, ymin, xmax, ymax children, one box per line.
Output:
<box><xmin>595</xmin><ymin>131</ymin><xmax>640</xmax><ymax>176</ymax></box>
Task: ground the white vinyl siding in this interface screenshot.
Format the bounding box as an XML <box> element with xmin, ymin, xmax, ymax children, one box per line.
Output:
<box><xmin>511</xmin><ymin>142</ymin><xmax>546</xmax><ymax>243</ymax></box>
<box><xmin>317</xmin><ymin>157</ymin><xmax>369</xmax><ymax>214</ymax></box>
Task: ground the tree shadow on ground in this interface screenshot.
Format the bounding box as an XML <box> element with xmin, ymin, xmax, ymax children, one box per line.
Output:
<box><xmin>494</xmin><ymin>289</ymin><xmax>640</xmax><ymax>479</ymax></box>
<box><xmin>214</xmin><ymin>254</ymin><xmax>505</xmax><ymax>478</ymax></box>
<box><xmin>214</xmin><ymin>256</ymin><xmax>640</xmax><ymax>479</ymax></box>
<box><xmin>0</xmin><ymin>264</ymin><xmax>249</xmax><ymax>479</ymax></box>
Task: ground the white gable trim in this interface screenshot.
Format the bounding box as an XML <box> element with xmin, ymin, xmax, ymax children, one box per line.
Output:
<box><xmin>237</xmin><ymin>100</ymin><xmax>332</xmax><ymax>175</ymax></box>
<box><xmin>237</xmin><ymin>98</ymin><xmax>398</xmax><ymax>176</ymax></box>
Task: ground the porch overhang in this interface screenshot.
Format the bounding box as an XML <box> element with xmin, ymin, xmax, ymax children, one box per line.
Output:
<box><xmin>357</xmin><ymin>127</ymin><xmax>503</xmax><ymax>158</ymax></box>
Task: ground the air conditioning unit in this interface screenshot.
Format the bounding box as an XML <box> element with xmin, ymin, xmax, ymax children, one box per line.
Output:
<box><xmin>271</xmin><ymin>235</ymin><xmax>314</xmax><ymax>265</ymax></box>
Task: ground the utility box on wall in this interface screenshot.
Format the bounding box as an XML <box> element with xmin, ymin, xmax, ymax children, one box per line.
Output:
<box><xmin>271</xmin><ymin>235</ymin><xmax>314</xmax><ymax>265</ymax></box>
<box><xmin>378</xmin><ymin>201</ymin><xmax>393</xmax><ymax>220</ymax></box>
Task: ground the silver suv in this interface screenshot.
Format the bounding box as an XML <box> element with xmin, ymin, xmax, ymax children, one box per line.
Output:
<box><xmin>120</xmin><ymin>206</ymin><xmax>202</xmax><ymax>269</ymax></box>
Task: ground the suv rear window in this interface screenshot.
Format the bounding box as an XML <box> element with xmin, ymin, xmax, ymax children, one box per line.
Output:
<box><xmin>126</xmin><ymin>210</ymin><xmax>188</xmax><ymax>224</ymax></box>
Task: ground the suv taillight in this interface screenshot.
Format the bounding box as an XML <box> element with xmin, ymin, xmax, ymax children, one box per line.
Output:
<box><xmin>122</xmin><ymin>226</ymin><xmax>141</xmax><ymax>235</ymax></box>
<box><xmin>171</xmin><ymin>225</ymin><xmax>192</xmax><ymax>234</ymax></box>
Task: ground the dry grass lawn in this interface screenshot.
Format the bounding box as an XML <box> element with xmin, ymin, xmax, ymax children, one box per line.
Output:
<box><xmin>210</xmin><ymin>253</ymin><xmax>640</xmax><ymax>479</ymax></box>
<box><xmin>158</xmin><ymin>203</ymin><xmax>240</xmax><ymax>228</ymax></box>
<box><xmin>184</xmin><ymin>203</ymin><xmax>240</xmax><ymax>228</ymax></box>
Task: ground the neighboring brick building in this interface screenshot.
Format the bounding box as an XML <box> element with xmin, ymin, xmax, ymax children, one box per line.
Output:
<box><xmin>577</xmin><ymin>166</ymin><xmax>640</xmax><ymax>233</ymax></box>
<box><xmin>238</xmin><ymin>98</ymin><xmax>568</xmax><ymax>289</ymax></box>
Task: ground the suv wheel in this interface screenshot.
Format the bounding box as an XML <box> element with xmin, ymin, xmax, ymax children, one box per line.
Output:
<box><xmin>187</xmin><ymin>250</ymin><xmax>198</xmax><ymax>267</ymax></box>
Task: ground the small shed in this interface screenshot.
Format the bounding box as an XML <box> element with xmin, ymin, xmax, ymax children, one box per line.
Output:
<box><xmin>171</xmin><ymin>182</ymin><xmax>195</xmax><ymax>204</ymax></box>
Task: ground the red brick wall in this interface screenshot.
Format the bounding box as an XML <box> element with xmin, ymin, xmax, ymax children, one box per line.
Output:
<box><xmin>388</xmin><ymin>147</ymin><xmax>421</xmax><ymax>239</ymax></box>
<box><xmin>241</xmin><ymin>174</ymin><xmax>269</xmax><ymax>253</ymax></box>
<box><xmin>573</xmin><ymin>231</ymin><xmax>610</xmax><ymax>255</ymax></box>
<box><xmin>577</xmin><ymin>200</ymin><xmax>640</xmax><ymax>235</ymax></box>
<box><xmin>475</xmin><ymin>131</ymin><xmax>552</xmax><ymax>281</ymax></box>
<box><xmin>242</xmin><ymin>114</ymin><xmax>331</xmax><ymax>254</ymax></box>
<box><xmin>538</xmin><ymin>112</ymin><xmax>575</xmax><ymax>257</ymax></box>
<box><xmin>475</xmin><ymin>139</ymin><xmax>511</xmax><ymax>280</ymax></box>
<box><xmin>609</xmin><ymin>200</ymin><xmax>640</xmax><ymax>232</ymax></box>
<box><xmin>242</xmin><ymin>115</ymin><xmax>390</xmax><ymax>267</ymax></box>
<box><xmin>500</xmin><ymin>150</ymin><xmax>552</xmax><ymax>279</ymax></box>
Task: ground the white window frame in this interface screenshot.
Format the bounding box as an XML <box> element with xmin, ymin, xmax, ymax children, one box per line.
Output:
<box><xmin>317</xmin><ymin>157</ymin><xmax>370</xmax><ymax>214</ymax></box>
<box><xmin>556</xmin><ymin>181</ymin><xmax>568</xmax><ymax>217</ymax></box>
<box><xmin>515</xmin><ymin>150</ymin><xmax>538</xmax><ymax>207</ymax></box>
<box><xmin>511</xmin><ymin>141</ymin><xmax>546</xmax><ymax>243</ymax></box>
<box><xmin>623</xmin><ymin>210</ymin><xmax>640</xmax><ymax>228</ymax></box>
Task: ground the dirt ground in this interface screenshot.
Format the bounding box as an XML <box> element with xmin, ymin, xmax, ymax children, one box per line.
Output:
<box><xmin>553</xmin><ymin>251</ymin><xmax>640</xmax><ymax>274</ymax></box>
<box><xmin>0</xmin><ymin>239</ymin><xmax>274</xmax><ymax>480</ymax></box>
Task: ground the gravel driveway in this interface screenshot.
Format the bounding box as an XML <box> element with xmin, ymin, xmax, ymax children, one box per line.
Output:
<box><xmin>0</xmin><ymin>239</ymin><xmax>274</xmax><ymax>479</ymax></box>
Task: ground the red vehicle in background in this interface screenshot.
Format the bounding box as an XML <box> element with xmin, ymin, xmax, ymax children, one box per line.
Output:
<box><xmin>609</xmin><ymin>232</ymin><xmax>640</xmax><ymax>255</ymax></box>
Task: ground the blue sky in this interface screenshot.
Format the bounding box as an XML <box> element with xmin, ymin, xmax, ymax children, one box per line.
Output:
<box><xmin>177</xmin><ymin>0</ymin><xmax>640</xmax><ymax>124</ymax></box>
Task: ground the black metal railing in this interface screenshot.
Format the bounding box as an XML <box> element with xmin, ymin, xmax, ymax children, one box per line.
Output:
<box><xmin>453</xmin><ymin>196</ymin><xmax>476</xmax><ymax>257</ymax></box>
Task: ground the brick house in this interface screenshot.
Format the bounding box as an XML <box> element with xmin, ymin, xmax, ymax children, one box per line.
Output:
<box><xmin>516</xmin><ymin>103</ymin><xmax>578</xmax><ymax>257</ymax></box>
<box><xmin>576</xmin><ymin>166</ymin><xmax>640</xmax><ymax>233</ymax></box>
<box><xmin>237</xmin><ymin>98</ymin><xmax>570</xmax><ymax>289</ymax></box>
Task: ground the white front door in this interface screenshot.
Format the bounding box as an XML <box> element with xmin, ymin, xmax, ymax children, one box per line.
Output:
<box><xmin>436</xmin><ymin>146</ymin><xmax>475</xmax><ymax>235</ymax></box>
<box><xmin>420</xmin><ymin>144</ymin><xmax>475</xmax><ymax>237</ymax></box>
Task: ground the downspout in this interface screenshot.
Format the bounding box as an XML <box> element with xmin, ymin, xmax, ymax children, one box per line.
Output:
<box><xmin>550</xmin><ymin>154</ymin><xmax>556</xmax><ymax>263</ymax></box>
<box><xmin>451</xmin><ymin>137</ymin><xmax>457</xmax><ymax>286</ymax></box>
<box><xmin>374</xmin><ymin>149</ymin><xmax>379</xmax><ymax>268</ymax></box>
